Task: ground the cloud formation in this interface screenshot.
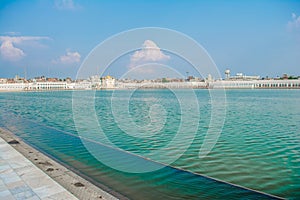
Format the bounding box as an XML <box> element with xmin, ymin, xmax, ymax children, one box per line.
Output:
<box><xmin>287</xmin><ymin>13</ymin><xmax>300</xmax><ymax>32</ymax></box>
<box><xmin>129</xmin><ymin>40</ymin><xmax>170</xmax><ymax>68</ymax></box>
<box><xmin>4</xmin><ymin>31</ymin><xmax>21</xmax><ymax>36</ymax></box>
<box><xmin>53</xmin><ymin>50</ymin><xmax>81</xmax><ymax>64</ymax></box>
<box><xmin>55</xmin><ymin>0</ymin><xmax>79</xmax><ymax>10</ymax></box>
<box><xmin>127</xmin><ymin>40</ymin><xmax>171</xmax><ymax>79</ymax></box>
<box><xmin>0</xmin><ymin>36</ymin><xmax>49</xmax><ymax>61</ymax></box>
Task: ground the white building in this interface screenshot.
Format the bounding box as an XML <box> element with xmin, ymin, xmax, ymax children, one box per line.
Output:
<box><xmin>210</xmin><ymin>79</ymin><xmax>300</xmax><ymax>89</ymax></box>
<box><xmin>90</xmin><ymin>75</ymin><xmax>101</xmax><ymax>89</ymax></box>
<box><xmin>101</xmin><ymin>76</ymin><xmax>116</xmax><ymax>89</ymax></box>
<box><xmin>28</xmin><ymin>82</ymin><xmax>67</xmax><ymax>90</ymax></box>
<box><xmin>67</xmin><ymin>81</ymin><xmax>92</xmax><ymax>90</ymax></box>
<box><xmin>0</xmin><ymin>83</ymin><xmax>26</xmax><ymax>91</ymax></box>
<box><xmin>0</xmin><ymin>78</ymin><xmax>7</xmax><ymax>84</ymax></box>
<box><xmin>253</xmin><ymin>79</ymin><xmax>300</xmax><ymax>88</ymax></box>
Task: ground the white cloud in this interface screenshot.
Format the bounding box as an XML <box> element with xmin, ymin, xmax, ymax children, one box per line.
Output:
<box><xmin>4</xmin><ymin>31</ymin><xmax>20</xmax><ymax>36</ymax></box>
<box><xmin>0</xmin><ymin>40</ymin><xmax>25</xmax><ymax>61</ymax></box>
<box><xmin>53</xmin><ymin>50</ymin><xmax>81</xmax><ymax>64</ymax></box>
<box><xmin>0</xmin><ymin>36</ymin><xmax>49</xmax><ymax>61</ymax></box>
<box><xmin>55</xmin><ymin>0</ymin><xmax>80</xmax><ymax>10</ymax></box>
<box><xmin>129</xmin><ymin>40</ymin><xmax>170</xmax><ymax>68</ymax></box>
<box><xmin>287</xmin><ymin>13</ymin><xmax>300</xmax><ymax>32</ymax></box>
<box><xmin>127</xmin><ymin>40</ymin><xmax>171</xmax><ymax>79</ymax></box>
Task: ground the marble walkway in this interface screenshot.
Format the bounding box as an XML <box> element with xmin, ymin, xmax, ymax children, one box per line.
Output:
<box><xmin>0</xmin><ymin>137</ymin><xmax>78</xmax><ymax>200</ymax></box>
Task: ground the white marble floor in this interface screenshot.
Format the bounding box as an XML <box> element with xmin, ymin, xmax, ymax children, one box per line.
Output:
<box><xmin>0</xmin><ymin>137</ymin><xmax>78</xmax><ymax>200</ymax></box>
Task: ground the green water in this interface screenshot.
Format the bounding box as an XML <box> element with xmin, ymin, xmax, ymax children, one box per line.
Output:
<box><xmin>0</xmin><ymin>89</ymin><xmax>299</xmax><ymax>199</ymax></box>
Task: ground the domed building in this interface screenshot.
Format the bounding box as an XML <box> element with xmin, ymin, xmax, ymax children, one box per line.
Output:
<box><xmin>100</xmin><ymin>75</ymin><xmax>116</xmax><ymax>89</ymax></box>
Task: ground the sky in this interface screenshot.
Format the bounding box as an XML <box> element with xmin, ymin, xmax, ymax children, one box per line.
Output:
<box><xmin>0</xmin><ymin>0</ymin><xmax>300</xmax><ymax>79</ymax></box>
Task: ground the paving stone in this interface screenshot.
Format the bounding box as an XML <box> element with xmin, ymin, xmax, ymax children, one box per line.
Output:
<box><xmin>0</xmin><ymin>137</ymin><xmax>78</xmax><ymax>200</ymax></box>
<box><xmin>41</xmin><ymin>190</ymin><xmax>77</xmax><ymax>200</ymax></box>
<box><xmin>0</xmin><ymin>189</ymin><xmax>15</xmax><ymax>199</ymax></box>
<box><xmin>10</xmin><ymin>184</ymin><xmax>32</xmax><ymax>195</ymax></box>
<box><xmin>25</xmin><ymin>195</ymin><xmax>41</xmax><ymax>200</ymax></box>
<box><xmin>14</xmin><ymin>189</ymin><xmax>36</xmax><ymax>200</ymax></box>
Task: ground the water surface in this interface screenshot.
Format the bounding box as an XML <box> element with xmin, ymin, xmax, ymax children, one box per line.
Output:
<box><xmin>0</xmin><ymin>89</ymin><xmax>299</xmax><ymax>199</ymax></box>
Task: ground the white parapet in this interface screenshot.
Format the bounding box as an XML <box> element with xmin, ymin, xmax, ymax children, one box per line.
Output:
<box><xmin>210</xmin><ymin>79</ymin><xmax>300</xmax><ymax>89</ymax></box>
<box><xmin>28</xmin><ymin>82</ymin><xmax>68</xmax><ymax>90</ymax></box>
<box><xmin>0</xmin><ymin>83</ymin><xmax>26</xmax><ymax>91</ymax></box>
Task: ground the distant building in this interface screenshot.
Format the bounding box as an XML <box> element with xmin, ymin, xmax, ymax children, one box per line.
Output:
<box><xmin>225</xmin><ymin>69</ymin><xmax>230</xmax><ymax>79</ymax></box>
<box><xmin>206</xmin><ymin>74</ymin><xmax>213</xmax><ymax>82</ymax></box>
<box><xmin>34</xmin><ymin>76</ymin><xmax>46</xmax><ymax>82</ymax></box>
<box><xmin>227</xmin><ymin>73</ymin><xmax>260</xmax><ymax>80</ymax></box>
<box><xmin>65</xmin><ymin>77</ymin><xmax>72</xmax><ymax>83</ymax></box>
<box><xmin>0</xmin><ymin>72</ymin><xmax>299</xmax><ymax>91</ymax></box>
<box><xmin>90</xmin><ymin>75</ymin><xmax>100</xmax><ymax>83</ymax></box>
<box><xmin>282</xmin><ymin>73</ymin><xmax>289</xmax><ymax>79</ymax></box>
<box><xmin>188</xmin><ymin>77</ymin><xmax>202</xmax><ymax>82</ymax></box>
<box><xmin>46</xmin><ymin>78</ymin><xmax>59</xmax><ymax>82</ymax></box>
<box><xmin>101</xmin><ymin>75</ymin><xmax>116</xmax><ymax>89</ymax></box>
<box><xmin>0</xmin><ymin>78</ymin><xmax>7</xmax><ymax>84</ymax></box>
<box><xmin>14</xmin><ymin>75</ymin><xmax>25</xmax><ymax>83</ymax></box>
<box><xmin>0</xmin><ymin>83</ymin><xmax>26</xmax><ymax>91</ymax></box>
<box><xmin>71</xmin><ymin>80</ymin><xmax>92</xmax><ymax>90</ymax></box>
<box><xmin>90</xmin><ymin>75</ymin><xmax>101</xmax><ymax>89</ymax></box>
<box><xmin>210</xmin><ymin>79</ymin><xmax>300</xmax><ymax>89</ymax></box>
<box><xmin>28</xmin><ymin>81</ymin><xmax>67</xmax><ymax>90</ymax></box>
<box><xmin>224</xmin><ymin>69</ymin><xmax>260</xmax><ymax>80</ymax></box>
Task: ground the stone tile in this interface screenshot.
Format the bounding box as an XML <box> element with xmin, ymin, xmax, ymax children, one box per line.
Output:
<box><xmin>15</xmin><ymin>165</ymin><xmax>36</xmax><ymax>177</ymax></box>
<box><xmin>33</xmin><ymin>183</ymin><xmax>65</xmax><ymax>199</ymax></box>
<box><xmin>0</xmin><ymin>137</ymin><xmax>77</xmax><ymax>200</ymax></box>
<box><xmin>41</xmin><ymin>190</ymin><xmax>77</xmax><ymax>200</ymax></box>
<box><xmin>0</xmin><ymin>166</ymin><xmax>13</xmax><ymax>177</ymax></box>
<box><xmin>0</xmin><ymin>148</ymin><xmax>18</xmax><ymax>160</ymax></box>
<box><xmin>0</xmin><ymin>189</ymin><xmax>15</xmax><ymax>200</ymax></box>
<box><xmin>1</xmin><ymin>170</ymin><xmax>22</xmax><ymax>184</ymax></box>
<box><xmin>0</xmin><ymin>144</ymin><xmax>8</xmax><ymax>151</ymax></box>
<box><xmin>0</xmin><ymin>183</ymin><xmax>7</xmax><ymax>192</ymax></box>
<box><xmin>6</xmin><ymin>180</ymin><xmax>28</xmax><ymax>193</ymax></box>
<box><xmin>19</xmin><ymin>165</ymin><xmax>46</xmax><ymax>179</ymax></box>
<box><xmin>0</xmin><ymin>163</ymin><xmax>10</xmax><ymax>172</ymax></box>
<box><xmin>9</xmin><ymin>157</ymin><xmax>32</xmax><ymax>170</ymax></box>
<box><xmin>25</xmin><ymin>195</ymin><xmax>41</xmax><ymax>200</ymax></box>
<box><xmin>0</xmin><ymin>158</ymin><xmax>6</xmax><ymax>164</ymax></box>
<box><xmin>9</xmin><ymin>184</ymin><xmax>32</xmax><ymax>195</ymax></box>
<box><xmin>23</xmin><ymin>175</ymin><xmax>55</xmax><ymax>189</ymax></box>
<box><xmin>14</xmin><ymin>189</ymin><xmax>36</xmax><ymax>200</ymax></box>
<box><xmin>0</xmin><ymin>178</ymin><xmax>6</xmax><ymax>191</ymax></box>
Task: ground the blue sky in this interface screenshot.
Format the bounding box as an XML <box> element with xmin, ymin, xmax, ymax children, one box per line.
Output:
<box><xmin>0</xmin><ymin>0</ymin><xmax>300</xmax><ymax>79</ymax></box>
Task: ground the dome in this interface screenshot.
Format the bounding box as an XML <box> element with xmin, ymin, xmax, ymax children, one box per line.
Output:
<box><xmin>225</xmin><ymin>69</ymin><xmax>230</xmax><ymax>74</ymax></box>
